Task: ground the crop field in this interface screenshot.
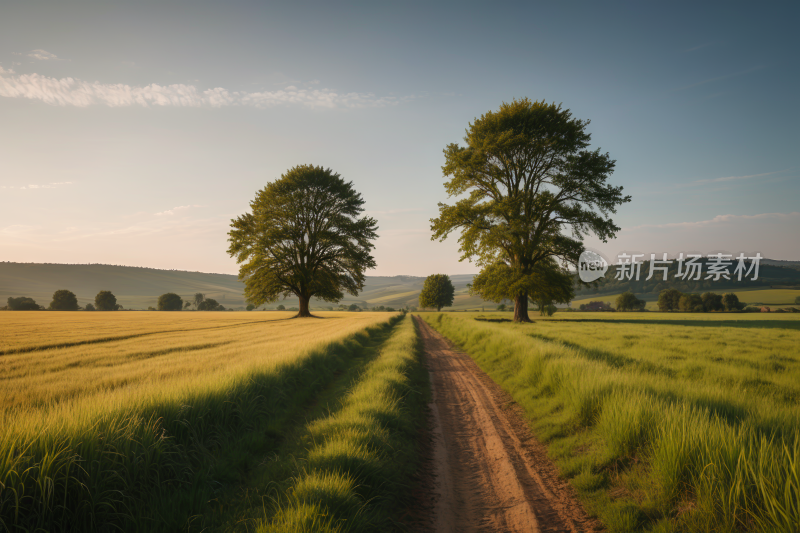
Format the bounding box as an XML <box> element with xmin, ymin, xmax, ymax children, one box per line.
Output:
<box><xmin>420</xmin><ymin>311</ymin><xmax>800</xmax><ymax>532</ymax></box>
<box><xmin>0</xmin><ymin>311</ymin><xmax>428</xmax><ymax>532</ymax></box>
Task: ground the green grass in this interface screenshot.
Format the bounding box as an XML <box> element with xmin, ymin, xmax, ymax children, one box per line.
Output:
<box><xmin>419</xmin><ymin>312</ymin><xmax>800</xmax><ymax>533</ymax></box>
<box><xmin>0</xmin><ymin>315</ymin><xmax>405</xmax><ymax>532</ymax></box>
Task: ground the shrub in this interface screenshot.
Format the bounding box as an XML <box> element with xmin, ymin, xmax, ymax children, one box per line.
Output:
<box><xmin>49</xmin><ymin>290</ymin><xmax>79</xmax><ymax>311</ymax></box>
<box><xmin>7</xmin><ymin>296</ymin><xmax>39</xmax><ymax>310</ymax></box>
<box><xmin>95</xmin><ymin>290</ymin><xmax>117</xmax><ymax>311</ymax></box>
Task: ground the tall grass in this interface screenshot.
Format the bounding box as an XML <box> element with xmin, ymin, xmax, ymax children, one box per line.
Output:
<box><xmin>420</xmin><ymin>312</ymin><xmax>800</xmax><ymax>532</ymax></box>
<box><xmin>0</xmin><ymin>312</ymin><xmax>398</xmax><ymax>531</ymax></box>
<box><xmin>260</xmin><ymin>314</ymin><xmax>428</xmax><ymax>532</ymax></box>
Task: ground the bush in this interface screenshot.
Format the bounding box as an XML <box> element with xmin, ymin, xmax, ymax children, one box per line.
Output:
<box><xmin>679</xmin><ymin>293</ymin><xmax>704</xmax><ymax>312</ymax></box>
<box><xmin>7</xmin><ymin>296</ymin><xmax>39</xmax><ymax>310</ymax></box>
<box><xmin>157</xmin><ymin>293</ymin><xmax>183</xmax><ymax>311</ymax></box>
<box><xmin>95</xmin><ymin>290</ymin><xmax>117</xmax><ymax>311</ymax></box>
<box><xmin>197</xmin><ymin>298</ymin><xmax>222</xmax><ymax>311</ymax></box>
<box><xmin>616</xmin><ymin>291</ymin><xmax>646</xmax><ymax>311</ymax></box>
<box><xmin>580</xmin><ymin>301</ymin><xmax>614</xmax><ymax>312</ymax></box>
<box><xmin>49</xmin><ymin>290</ymin><xmax>79</xmax><ymax>311</ymax></box>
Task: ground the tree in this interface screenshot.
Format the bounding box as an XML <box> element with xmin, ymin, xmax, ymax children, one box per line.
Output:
<box><xmin>679</xmin><ymin>293</ymin><xmax>704</xmax><ymax>312</ymax></box>
<box><xmin>616</xmin><ymin>291</ymin><xmax>646</xmax><ymax>311</ymax></box>
<box><xmin>7</xmin><ymin>296</ymin><xmax>39</xmax><ymax>310</ymax></box>
<box><xmin>657</xmin><ymin>288</ymin><xmax>683</xmax><ymax>312</ymax></box>
<box><xmin>246</xmin><ymin>304</ymin><xmax>256</xmax><ymax>311</ymax></box>
<box><xmin>158</xmin><ymin>293</ymin><xmax>183</xmax><ymax>311</ymax></box>
<box><xmin>228</xmin><ymin>165</ymin><xmax>378</xmax><ymax>318</ymax></box>
<box><xmin>95</xmin><ymin>290</ymin><xmax>117</xmax><ymax>311</ymax></box>
<box><xmin>722</xmin><ymin>293</ymin><xmax>744</xmax><ymax>311</ymax></box>
<box><xmin>276</xmin><ymin>304</ymin><xmax>286</xmax><ymax>311</ymax></box>
<box><xmin>50</xmin><ymin>290</ymin><xmax>79</xmax><ymax>311</ymax></box>
<box><xmin>418</xmin><ymin>274</ymin><xmax>455</xmax><ymax>311</ymax></box>
<box><xmin>85</xmin><ymin>303</ymin><xmax>96</xmax><ymax>311</ymax></box>
<box><xmin>197</xmin><ymin>298</ymin><xmax>221</xmax><ymax>311</ymax></box>
<box><xmin>431</xmin><ymin>99</ymin><xmax>629</xmax><ymax>322</ymax></box>
<box><xmin>471</xmin><ymin>258</ymin><xmax>574</xmax><ymax>315</ymax></box>
<box><xmin>194</xmin><ymin>293</ymin><xmax>205</xmax><ymax>309</ymax></box>
<box><xmin>701</xmin><ymin>292</ymin><xmax>723</xmax><ymax>312</ymax></box>
<box><xmin>348</xmin><ymin>304</ymin><xmax>359</xmax><ymax>312</ymax></box>
<box><xmin>795</xmin><ymin>295</ymin><xmax>800</xmax><ymax>305</ymax></box>
<box><xmin>497</xmin><ymin>303</ymin><xmax>506</xmax><ymax>311</ymax></box>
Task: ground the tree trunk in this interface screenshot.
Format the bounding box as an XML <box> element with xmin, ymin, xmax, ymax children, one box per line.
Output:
<box><xmin>513</xmin><ymin>293</ymin><xmax>532</xmax><ymax>323</ymax></box>
<box><xmin>297</xmin><ymin>295</ymin><xmax>312</xmax><ymax>317</ymax></box>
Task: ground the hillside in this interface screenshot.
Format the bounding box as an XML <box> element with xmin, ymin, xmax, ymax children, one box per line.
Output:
<box><xmin>0</xmin><ymin>263</ymin><xmax>491</xmax><ymax>310</ymax></box>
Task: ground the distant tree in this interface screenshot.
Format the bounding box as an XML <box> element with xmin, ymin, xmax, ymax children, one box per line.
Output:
<box><xmin>348</xmin><ymin>304</ymin><xmax>359</xmax><ymax>312</ymax></box>
<box><xmin>115</xmin><ymin>304</ymin><xmax>123</xmax><ymax>311</ymax></box>
<box><xmin>657</xmin><ymin>288</ymin><xmax>683</xmax><ymax>312</ymax></box>
<box><xmin>419</xmin><ymin>274</ymin><xmax>455</xmax><ymax>311</ymax></box>
<box><xmin>583</xmin><ymin>301</ymin><xmax>614</xmax><ymax>312</ymax></box>
<box><xmin>430</xmin><ymin>99</ymin><xmax>629</xmax><ymax>322</ymax></box>
<box><xmin>197</xmin><ymin>298</ymin><xmax>221</xmax><ymax>311</ymax></box>
<box><xmin>228</xmin><ymin>165</ymin><xmax>378</xmax><ymax>318</ymax></box>
<box><xmin>50</xmin><ymin>290</ymin><xmax>79</xmax><ymax>311</ymax></box>
<box><xmin>148</xmin><ymin>306</ymin><xmax>156</xmax><ymax>311</ymax></box>
<box><xmin>246</xmin><ymin>304</ymin><xmax>256</xmax><ymax>311</ymax></box>
<box><xmin>84</xmin><ymin>303</ymin><xmax>96</xmax><ymax>311</ymax></box>
<box><xmin>701</xmin><ymin>292</ymin><xmax>724</xmax><ymax>312</ymax></box>
<box><xmin>679</xmin><ymin>293</ymin><xmax>704</xmax><ymax>312</ymax></box>
<box><xmin>276</xmin><ymin>304</ymin><xmax>286</xmax><ymax>311</ymax></box>
<box><xmin>95</xmin><ymin>290</ymin><xmax>117</xmax><ymax>311</ymax></box>
<box><xmin>7</xmin><ymin>296</ymin><xmax>39</xmax><ymax>310</ymax></box>
<box><xmin>543</xmin><ymin>304</ymin><xmax>557</xmax><ymax>317</ymax></box>
<box><xmin>194</xmin><ymin>293</ymin><xmax>205</xmax><ymax>309</ymax></box>
<box><xmin>158</xmin><ymin>293</ymin><xmax>183</xmax><ymax>311</ymax></box>
<box><xmin>795</xmin><ymin>295</ymin><xmax>800</xmax><ymax>305</ymax></box>
<box><xmin>184</xmin><ymin>301</ymin><xmax>192</xmax><ymax>310</ymax></box>
<box><xmin>386</xmin><ymin>307</ymin><xmax>395</xmax><ymax>312</ymax></box>
<box><xmin>409</xmin><ymin>306</ymin><xmax>417</xmax><ymax>312</ymax></box>
<box><xmin>722</xmin><ymin>293</ymin><xmax>744</xmax><ymax>311</ymax></box>
<box><xmin>616</xmin><ymin>291</ymin><xmax>646</xmax><ymax>311</ymax></box>
<box><xmin>497</xmin><ymin>304</ymin><xmax>506</xmax><ymax>311</ymax></box>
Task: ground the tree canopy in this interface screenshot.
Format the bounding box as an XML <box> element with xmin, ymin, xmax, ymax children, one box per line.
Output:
<box><xmin>197</xmin><ymin>298</ymin><xmax>222</xmax><ymax>311</ymax></box>
<box><xmin>158</xmin><ymin>293</ymin><xmax>183</xmax><ymax>311</ymax></box>
<box><xmin>95</xmin><ymin>290</ymin><xmax>117</xmax><ymax>311</ymax></box>
<box><xmin>7</xmin><ymin>296</ymin><xmax>39</xmax><ymax>310</ymax></box>
<box><xmin>50</xmin><ymin>290</ymin><xmax>79</xmax><ymax>311</ymax></box>
<box><xmin>431</xmin><ymin>98</ymin><xmax>630</xmax><ymax>322</ymax></box>
<box><xmin>616</xmin><ymin>291</ymin><xmax>646</xmax><ymax>311</ymax></box>
<box><xmin>228</xmin><ymin>165</ymin><xmax>378</xmax><ymax>318</ymax></box>
<box><xmin>418</xmin><ymin>274</ymin><xmax>455</xmax><ymax>311</ymax></box>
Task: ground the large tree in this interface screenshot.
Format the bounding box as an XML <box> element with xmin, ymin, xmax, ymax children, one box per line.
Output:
<box><xmin>158</xmin><ymin>293</ymin><xmax>183</xmax><ymax>311</ymax></box>
<box><xmin>228</xmin><ymin>165</ymin><xmax>378</xmax><ymax>318</ymax></box>
<box><xmin>431</xmin><ymin>98</ymin><xmax>630</xmax><ymax>322</ymax></box>
<box><xmin>418</xmin><ymin>274</ymin><xmax>455</xmax><ymax>311</ymax></box>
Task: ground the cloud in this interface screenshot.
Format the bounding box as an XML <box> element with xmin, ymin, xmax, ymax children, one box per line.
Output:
<box><xmin>627</xmin><ymin>211</ymin><xmax>800</xmax><ymax>231</ymax></box>
<box><xmin>154</xmin><ymin>204</ymin><xmax>204</xmax><ymax>216</ymax></box>
<box><xmin>0</xmin><ymin>68</ymin><xmax>403</xmax><ymax>109</ymax></box>
<box><xmin>679</xmin><ymin>169</ymin><xmax>791</xmax><ymax>187</ymax></box>
<box><xmin>28</xmin><ymin>49</ymin><xmax>60</xmax><ymax>61</ymax></box>
<box><xmin>3</xmin><ymin>181</ymin><xmax>73</xmax><ymax>190</ymax></box>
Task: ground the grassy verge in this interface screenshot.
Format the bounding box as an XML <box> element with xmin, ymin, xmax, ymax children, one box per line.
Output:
<box><xmin>419</xmin><ymin>312</ymin><xmax>799</xmax><ymax>533</ymax></box>
<box><xmin>248</xmin><ymin>314</ymin><xmax>428</xmax><ymax>532</ymax></box>
<box><xmin>0</xmin><ymin>315</ymin><xmax>402</xmax><ymax>532</ymax></box>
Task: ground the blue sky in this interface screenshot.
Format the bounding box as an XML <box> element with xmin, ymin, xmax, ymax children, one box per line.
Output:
<box><xmin>1</xmin><ymin>0</ymin><xmax>798</xmax><ymax>275</ymax></box>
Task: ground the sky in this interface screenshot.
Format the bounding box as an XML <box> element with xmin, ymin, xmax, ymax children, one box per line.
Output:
<box><xmin>1</xmin><ymin>0</ymin><xmax>798</xmax><ymax>276</ymax></box>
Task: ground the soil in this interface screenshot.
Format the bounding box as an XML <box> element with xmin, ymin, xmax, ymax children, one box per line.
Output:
<box><xmin>411</xmin><ymin>316</ymin><xmax>602</xmax><ymax>533</ymax></box>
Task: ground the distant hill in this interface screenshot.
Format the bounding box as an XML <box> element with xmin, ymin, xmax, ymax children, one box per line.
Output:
<box><xmin>0</xmin><ymin>263</ymin><xmax>490</xmax><ymax>310</ymax></box>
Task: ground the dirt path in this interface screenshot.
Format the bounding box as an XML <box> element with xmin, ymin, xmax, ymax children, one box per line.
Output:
<box><xmin>413</xmin><ymin>316</ymin><xmax>601</xmax><ymax>533</ymax></box>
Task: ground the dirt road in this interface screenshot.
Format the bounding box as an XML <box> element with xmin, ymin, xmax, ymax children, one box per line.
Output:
<box><xmin>413</xmin><ymin>316</ymin><xmax>599</xmax><ymax>533</ymax></box>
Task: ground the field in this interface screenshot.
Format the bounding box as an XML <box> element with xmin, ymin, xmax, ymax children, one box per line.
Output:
<box><xmin>419</xmin><ymin>312</ymin><xmax>800</xmax><ymax>532</ymax></box>
<box><xmin>0</xmin><ymin>311</ymin><xmax>428</xmax><ymax>532</ymax></box>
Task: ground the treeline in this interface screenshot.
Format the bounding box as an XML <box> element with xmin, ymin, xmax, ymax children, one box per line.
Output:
<box><xmin>578</xmin><ymin>289</ymin><xmax>763</xmax><ymax>313</ymax></box>
<box><xmin>4</xmin><ymin>291</ymin><xmax>227</xmax><ymax>311</ymax></box>
<box><xmin>576</xmin><ymin>259</ymin><xmax>800</xmax><ymax>297</ymax></box>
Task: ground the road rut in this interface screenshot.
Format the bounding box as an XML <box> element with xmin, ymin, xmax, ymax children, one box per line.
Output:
<box><xmin>413</xmin><ymin>316</ymin><xmax>600</xmax><ymax>533</ymax></box>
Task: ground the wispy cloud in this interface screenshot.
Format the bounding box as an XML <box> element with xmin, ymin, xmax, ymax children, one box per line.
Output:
<box><xmin>1</xmin><ymin>181</ymin><xmax>73</xmax><ymax>190</ymax></box>
<box><xmin>154</xmin><ymin>204</ymin><xmax>204</xmax><ymax>216</ymax></box>
<box><xmin>678</xmin><ymin>169</ymin><xmax>791</xmax><ymax>187</ymax></box>
<box><xmin>0</xmin><ymin>67</ymin><xmax>404</xmax><ymax>109</ymax></box>
<box><xmin>627</xmin><ymin>211</ymin><xmax>800</xmax><ymax>230</ymax></box>
<box><xmin>27</xmin><ymin>49</ymin><xmax>60</xmax><ymax>61</ymax></box>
